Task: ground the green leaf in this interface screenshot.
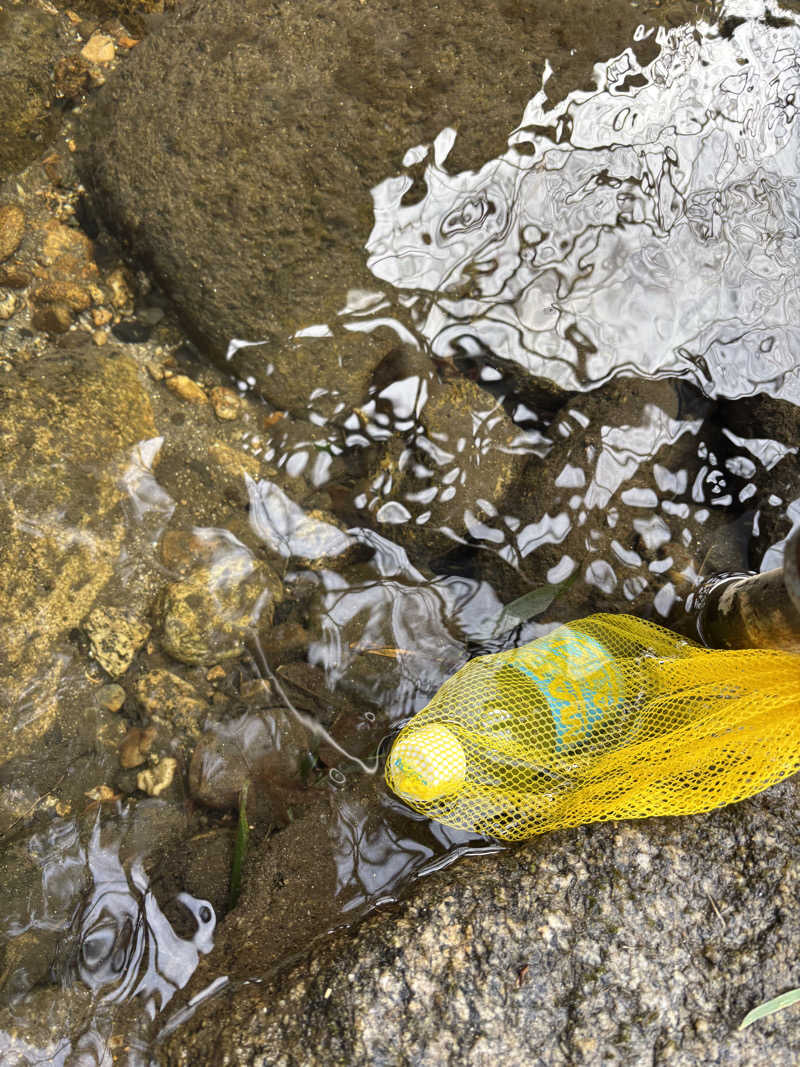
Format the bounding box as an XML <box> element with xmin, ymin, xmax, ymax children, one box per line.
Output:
<box><xmin>228</xmin><ymin>780</ymin><xmax>250</xmax><ymax>911</ymax></box>
<box><xmin>487</xmin><ymin>572</ymin><xmax>579</xmax><ymax>638</ymax></box>
<box><xmin>739</xmin><ymin>987</ymin><xmax>800</xmax><ymax>1030</ymax></box>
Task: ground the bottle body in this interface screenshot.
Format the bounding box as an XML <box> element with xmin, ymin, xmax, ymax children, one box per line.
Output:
<box><xmin>413</xmin><ymin>615</ymin><xmax>700</xmax><ymax>796</ymax></box>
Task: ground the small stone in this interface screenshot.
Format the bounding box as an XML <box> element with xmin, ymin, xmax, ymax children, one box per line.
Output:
<box><xmin>107</xmin><ymin>267</ymin><xmax>134</xmax><ymax>309</ymax></box>
<box><xmin>119</xmin><ymin>725</ymin><xmax>157</xmax><ymax>768</ymax></box>
<box><xmin>0</xmin><ymin>205</ymin><xmax>25</xmax><ymax>263</ymax></box>
<box><xmin>97</xmin><ymin>683</ymin><xmax>126</xmax><ymax>712</ymax></box>
<box><xmin>137</xmin><ymin>757</ymin><xmax>178</xmax><ymax>797</ymax></box>
<box><xmin>81</xmin><ymin>33</ymin><xmax>116</xmax><ymax>65</ymax></box>
<box><xmin>135</xmin><ymin>668</ymin><xmax>207</xmax><ymax>733</ymax></box>
<box><xmin>53</xmin><ymin>55</ymin><xmax>92</xmax><ymax>101</ymax></box>
<box><xmin>93</xmin><ymin>329</ymin><xmax>108</xmax><ymax>347</ymax></box>
<box><xmin>146</xmin><ymin>361</ymin><xmax>165</xmax><ymax>381</ymax></box>
<box><xmin>92</xmin><ymin>307</ymin><xmax>113</xmax><ymax>326</ymax></box>
<box><xmin>31</xmin><ymin>301</ymin><xmax>73</xmax><ymax>334</ymax></box>
<box><xmin>85</xmin><ymin>784</ymin><xmax>118</xmax><ymax>802</ymax></box>
<box><xmin>166</xmin><ymin>374</ymin><xmax>208</xmax><ymax>404</ymax></box>
<box><xmin>0</xmin><ymin>293</ymin><xmax>17</xmax><ymax>320</ymax></box>
<box><xmin>0</xmin><ymin>264</ymin><xmax>31</xmax><ymax>289</ymax></box>
<box><xmin>206</xmin><ymin>665</ymin><xmax>226</xmax><ymax>683</ymax></box>
<box><xmin>210</xmin><ymin>386</ymin><xmax>241</xmax><ymax>420</ymax></box>
<box><xmin>117</xmin><ymin>34</ymin><xmax>140</xmax><ymax>49</ymax></box>
<box><xmin>84</xmin><ymin>606</ymin><xmax>151</xmax><ymax>678</ymax></box>
<box><xmin>33</xmin><ymin>281</ymin><xmax>92</xmax><ymax>312</ymax></box>
<box><xmin>41</xmin><ymin>220</ymin><xmax>94</xmax><ymax>265</ymax></box>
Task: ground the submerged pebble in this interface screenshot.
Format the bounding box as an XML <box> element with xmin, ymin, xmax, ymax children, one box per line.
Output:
<box><xmin>0</xmin><ymin>204</ymin><xmax>25</xmax><ymax>262</ymax></box>
<box><xmin>159</xmin><ymin>543</ymin><xmax>281</xmax><ymax>665</ymax></box>
<box><xmin>119</xmin><ymin>726</ymin><xmax>157</xmax><ymax>769</ymax></box>
<box><xmin>188</xmin><ymin>709</ymin><xmax>311</xmax><ymax>813</ymax></box>
<box><xmin>137</xmin><ymin>757</ymin><xmax>178</xmax><ymax>797</ymax></box>
<box><xmin>84</xmin><ymin>607</ymin><xmax>151</xmax><ymax>679</ymax></box>
<box><xmin>97</xmin><ymin>684</ymin><xmax>126</xmax><ymax>712</ymax></box>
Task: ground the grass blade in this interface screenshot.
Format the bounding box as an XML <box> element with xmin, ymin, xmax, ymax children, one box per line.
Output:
<box><xmin>739</xmin><ymin>987</ymin><xmax>800</xmax><ymax>1030</ymax></box>
<box><xmin>488</xmin><ymin>572</ymin><xmax>579</xmax><ymax>638</ymax></box>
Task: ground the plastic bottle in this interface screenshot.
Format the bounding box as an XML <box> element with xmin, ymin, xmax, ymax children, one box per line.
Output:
<box><xmin>386</xmin><ymin>613</ymin><xmax>800</xmax><ymax>841</ymax></box>
<box><xmin>386</xmin><ymin>614</ymin><xmax>700</xmax><ymax>806</ymax></box>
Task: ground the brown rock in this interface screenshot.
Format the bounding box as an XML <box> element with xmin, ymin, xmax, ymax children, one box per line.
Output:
<box><xmin>188</xmin><ymin>710</ymin><xmax>310</xmax><ymax>812</ymax></box>
<box><xmin>119</xmin><ymin>725</ymin><xmax>157</xmax><ymax>768</ymax></box>
<box><xmin>32</xmin><ymin>280</ymin><xmax>92</xmax><ymax>312</ymax></box>
<box><xmin>159</xmin><ymin>551</ymin><xmax>282</xmax><ymax>666</ymax></box>
<box><xmin>31</xmin><ymin>301</ymin><xmax>73</xmax><ymax>334</ymax></box>
<box><xmin>166</xmin><ymin>374</ymin><xmax>208</xmax><ymax>404</ymax></box>
<box><xmin>81</xmin><ymin>33</ymin><xmax>115</xmax><ymax>65</ymax></box>
<box><xmin>210</xmin><ymin>386</ymin><xmax>241</xmax><ymax>420</ymax></box>
<box><xmin>135</xmin><ymin>668</ymin><xmax>207</xmax><ymax>733</ymax></box>
<box><xmin>0</xmin><ymin>205</ymin><xmax>25</xmax><ymax>263</ymax></box>
<box><xmin>107</xmin><ymin>267</ymin><xmax>134</xmax><ymax>309</ymax></box>
<box><xmin>84</xmin><ymin>606</ymin><xmax>151</xmax><ymax>678</ymax></box>
<box><xmin>0</xmin><ymin>264</ymin><xmax>31</xmax><ymax>288</ymax></box>
<box><xmin>53</xmin><ymin>55</ymin><xmax>91</xmax><ymax>101</ymax></box>
<box><xmin>137</xmin><ymin>757</ymin><xmax>178</xmax><ymax>796</ymax></box>
<box><xmin>41</xmin><ymin>219</ymin><xmax>94</xmax><ymax>266</ymax></box>
<box><xmin>0</xmin><ymin>294</ymin><xmax>17</xmax><ymax>320</ymax></box>
<box><xmin>97</xmin><ymin>683</ymin><xmax>126</xmax><ymax>712</ymax></box>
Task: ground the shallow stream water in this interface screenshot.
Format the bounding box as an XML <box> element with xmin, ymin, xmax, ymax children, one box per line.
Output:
<box><xmin>3</xmin><ymin>0</ymin><xmax>800</xmax><ymax>1061</ymax></box>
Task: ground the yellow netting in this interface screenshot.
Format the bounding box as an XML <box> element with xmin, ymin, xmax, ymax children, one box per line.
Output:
<box><xmin>385</xmin><ymin>613</ymin><xmax>800</xmax><ymax>840</ymax></box>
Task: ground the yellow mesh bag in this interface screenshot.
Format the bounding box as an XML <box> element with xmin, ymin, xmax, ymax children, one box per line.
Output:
<box><xmin>385</xmin><ymin>613</ymin><xmax>800</xmax><ymax>840</ymax></box>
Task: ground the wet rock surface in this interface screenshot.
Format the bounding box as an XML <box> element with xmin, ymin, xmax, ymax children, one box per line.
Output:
<box><xmin>365</xmin><ymin>374</ymin><xmax>532</xmax><ymax>561</ymax></box>
<box><xmin>80</xmin><ymin>0</ymin><xmax>700</xmax><ymax>401</ymax></box>
<box><xmin>0</xmin><ymin>342</ymin><xmax>157</xmax><ymax>752</ymax></box>
<box><xmin>158</xmin><ymin>543</ymin><xmax>282</xmax><ymax>665</ymax></box>
<box><xmin>187</xmin><ymin>709</ymin><xmax>311</xmax><ymax>814</ymax></box>
<box><xmin>0</xmin><ymin>5</ymin><xmax>65</xmax><ymax>178</ymax></box>
<box><xmin>162</xmin><ymin>781</ymin><xmax>800</xmax><ymax>1066</ymax></box>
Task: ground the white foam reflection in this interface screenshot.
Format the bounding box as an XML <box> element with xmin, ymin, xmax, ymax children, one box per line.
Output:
<box><xmin>365</xmin><ymin>12</ymin><xmax>800</xmax><ymax>405</ymax></box>
<box><xmin>0</xmin><ymin>813</ymin><xmax>214</xmax><ymax>1063</ymax></box>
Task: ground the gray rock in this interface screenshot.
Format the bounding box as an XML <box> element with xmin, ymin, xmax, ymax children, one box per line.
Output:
<box><xmin>161</xmin><ymin>780</ymin><xmax>800</xmax><ymax>1065</ymax></box>
<box><xmin>79</xmin><ymin>0</ymin><xmax>698</xmax><ymax>404</ymax></box>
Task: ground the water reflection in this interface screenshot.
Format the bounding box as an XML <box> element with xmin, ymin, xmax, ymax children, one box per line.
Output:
<box><xmin>365</xmin><ymin>13</ymin><xmax>800</xmax><ymax>405</ymax></box>
<box><xmin>329</xmin><ymin>786</ymin><xmax>501</xmax><ymax>914</ymax></box>
<box><xmin>1</xmin><ymin>814</ymin><xmax>214</xmax><ymax>1063</ymax></box>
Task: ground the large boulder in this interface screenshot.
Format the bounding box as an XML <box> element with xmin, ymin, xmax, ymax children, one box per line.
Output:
<box><xmin>79</xmin><ymin>0</ymin><xmax>697</xmax><ymax>406</ymax></box>
<box><xmin>161</xmin><ymin>778</ymin><xmax>800</xmax><ymax>1065</ymax></box>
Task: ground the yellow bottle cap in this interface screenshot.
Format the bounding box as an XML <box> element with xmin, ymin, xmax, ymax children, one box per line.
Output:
<box><xmin>389</xmin><ymin>723</ymin><xmax>467</xmax><ymax>802</ymax></box>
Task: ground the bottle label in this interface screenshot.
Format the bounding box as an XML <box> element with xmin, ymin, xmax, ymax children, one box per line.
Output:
<box><xmin>510</xmin><ymin>627</ymin><xmax>623</xmax><ymax>751</ymax></box>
